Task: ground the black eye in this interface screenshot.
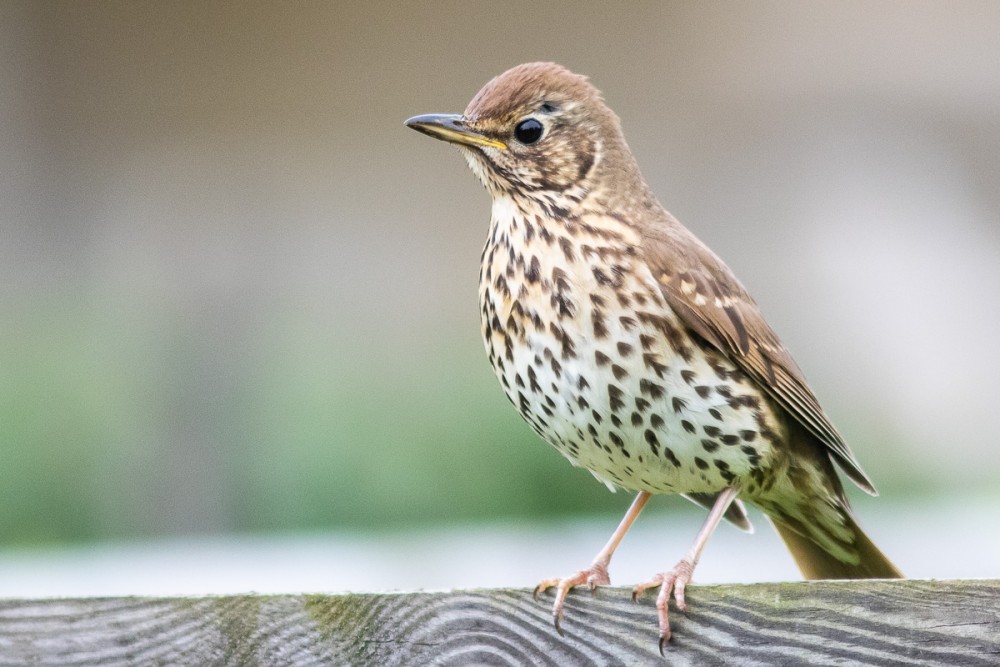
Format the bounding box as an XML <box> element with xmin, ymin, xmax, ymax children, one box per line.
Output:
<box><xmin>514</xmin><ymin>118</ymin><xmax>544</xmax><ymax>145</ymax></box>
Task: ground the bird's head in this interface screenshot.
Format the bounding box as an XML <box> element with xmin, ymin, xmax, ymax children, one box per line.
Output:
<box><xmin>406</xmin><ymin>62</ymin><xmax>639</xmax><ymax>207</ymax></box>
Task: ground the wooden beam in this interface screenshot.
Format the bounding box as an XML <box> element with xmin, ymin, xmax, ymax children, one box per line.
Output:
<box><xmin>0</xmin><ymin>579</ymin><xmax>997</xmax><ymax>665</ymax></box>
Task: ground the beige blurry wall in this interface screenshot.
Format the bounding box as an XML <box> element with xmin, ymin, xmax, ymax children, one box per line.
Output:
<box><xmin>2</xmin><ymin>1</ymin><xmax>999</xmax><ymax>542</ymax></box>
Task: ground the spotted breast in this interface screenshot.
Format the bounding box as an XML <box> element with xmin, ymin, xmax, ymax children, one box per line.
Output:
<box><xmin>479</xmin><ymin>193</ymin><xmax>787</xmax><ymax>497</ymax></box>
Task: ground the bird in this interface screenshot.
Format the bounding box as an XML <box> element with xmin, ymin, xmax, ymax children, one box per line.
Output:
<box><xmin>405</xmin><ymin>62</ymin><xmax>902</xmax><ymax>652</ymax></box>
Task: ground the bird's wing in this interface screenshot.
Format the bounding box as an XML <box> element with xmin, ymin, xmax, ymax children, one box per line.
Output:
<box><xmin>639</xmin><ymin>219</ymin><xmax>877</xmax><ymax>495</ymax></box>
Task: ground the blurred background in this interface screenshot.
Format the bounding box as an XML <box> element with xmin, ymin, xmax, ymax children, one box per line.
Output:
<box><xmin>1</xmin><ymin>1</ymin><xmax>998</xmax><ymax>595</ymax></box>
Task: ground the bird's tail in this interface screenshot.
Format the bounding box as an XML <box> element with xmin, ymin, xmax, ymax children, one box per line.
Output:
<box><xmin>769</xmin><ymin>509</ymin><xmax>902</xmax><ymax>579</ymax></box>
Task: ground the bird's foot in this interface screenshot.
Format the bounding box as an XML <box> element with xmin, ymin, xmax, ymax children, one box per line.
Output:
<box><xmin>533</xmin><ymin>562</ymin><xmax>610</xmax><ymax>636</ymax></box>
<box><xmin>632</xmin><ymin>558</ymin><xmax>695</xmax><ymax>655</ymax></box>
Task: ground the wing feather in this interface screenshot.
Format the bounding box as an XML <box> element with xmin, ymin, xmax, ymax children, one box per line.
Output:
<box><xmin>639</xmin><ymin>217</ymin><xmax>877</xmax><ymax>495</ymax></box>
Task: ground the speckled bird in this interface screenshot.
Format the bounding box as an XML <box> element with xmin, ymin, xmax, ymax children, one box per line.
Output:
<box><xmin>406</xmin><ymin>62</ymin><xmax>902</xmax><ymax>652</ymax></box>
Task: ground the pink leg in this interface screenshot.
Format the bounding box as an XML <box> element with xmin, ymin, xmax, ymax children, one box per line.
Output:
<box><xmin>633</xmin><ymin>486</ymin><xmax>739</xmax><ymax>653</ymax></box>
<box><xmin>535</xmin><ymin>491</ymin><xmax>651</xmax><ymax>634</ymax></box>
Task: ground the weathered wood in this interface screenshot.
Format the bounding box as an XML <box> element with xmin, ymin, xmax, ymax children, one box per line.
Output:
<box><xmin>0</xmin><ymin>580</ymin><xmax>997</xmax><ymax>666</ymax></box>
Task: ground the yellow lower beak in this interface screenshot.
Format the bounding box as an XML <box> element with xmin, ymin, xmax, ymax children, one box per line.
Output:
<box><xmin>405</xmin><ymin>114</ymin><xmax>507</xmax><ymax>150</ymax></box>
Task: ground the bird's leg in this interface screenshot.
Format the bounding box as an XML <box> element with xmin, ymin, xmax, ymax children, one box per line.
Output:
<box><xmin>534</xmin><ymin>491</ymin><xmax>651</xmax><ymax>635</ymax></box>
<box><xmin>633</xmin><ymin>486</ymin><xmax>738</xmax><ymax>653</ymax></box>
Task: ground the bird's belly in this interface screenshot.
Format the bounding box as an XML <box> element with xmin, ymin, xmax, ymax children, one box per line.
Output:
<box><xmin>500</xmin><ymin>325</ymin><xmax>780</xmax><ymax>494</ymax></box>
<box><xmin>479</xmin><ymin>225</ymin><xmax>785</xmax><ymax>495</ymax></box>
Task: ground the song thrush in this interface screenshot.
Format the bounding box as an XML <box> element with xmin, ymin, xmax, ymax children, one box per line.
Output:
<box><xmin>406</xmin><ymin>62</ymin><xmax>902</xmax><ymax>652</ymax></box>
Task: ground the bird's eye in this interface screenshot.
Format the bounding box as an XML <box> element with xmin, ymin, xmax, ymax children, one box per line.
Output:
<box><xmin>514</xmin><ymin>118</ymin><xmax>544</xmax><ymax>145</ymax></box>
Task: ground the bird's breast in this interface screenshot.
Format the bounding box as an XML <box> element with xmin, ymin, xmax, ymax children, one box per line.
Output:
<box><xmin>478</xmin><ymin>197</ymin><xmax>784</xmax><ymax>495</ymax></box>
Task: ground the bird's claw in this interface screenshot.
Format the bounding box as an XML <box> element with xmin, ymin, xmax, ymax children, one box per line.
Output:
<box><xmin>533</xmin><ymin>564</ymin><xmax>610</xmax><ymax>636</ymax></box>
<box><xmin>632</xmin><ymin>558</ymin><xmax>695</xmax><ymax>653</ymax></box>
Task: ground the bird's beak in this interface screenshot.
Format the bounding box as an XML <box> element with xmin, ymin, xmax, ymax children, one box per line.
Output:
<box><xmin>404</xmin><ymin>114</ymin><xmax>507</xmax><ymax>150</ymax></box>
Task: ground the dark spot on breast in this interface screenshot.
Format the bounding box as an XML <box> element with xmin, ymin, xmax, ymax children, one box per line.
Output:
<box><xmin>591</xmin><ymin>410</ymin><xmax>603</xmax><ymax>424</ymax></box>
<box><xmin>701</xmin><ymin>439</ymin><xmax>719</xmax><ymax>453</ymax></box>
<box><xmin>525</xmin><ymin>256</ymin><xmax>540</xmax><ymax>283</ymax></box>
<box><xmin>504</xmin><ymin>314</ymin><xmax>523</xmax><ymax>339</ymax></box>
<box><xmin>681</xmin><ymin>419</ymin><xmax>696</xmax><ymax>434</ymax></box>
<box><xmin>671</xmin><ymin>396</ymin><xmax>687</xmax><ymax>413</ymax></box>
<box><xmin>694</xmin><ymin>457</ymin><xmax>709</xmax><ymax>470</ymax></box>
<box><xmin>619</xmin><ymin>316</ymin><xmax>637</xmax><ymax>331</ymax></box>
<box><xmin>609</xmin><ymin>264</ymin><xmax>627</xmax><ymax>287</ymax></box>
<box><xmin>588</xmin><ymin>424</ymin><xmax>599</xmax><ymax>437</ymax></box>
<box><xmin>650</xmin><ymin>414</ymin><xmax>664</xmax><ymax>429</ymax></box>
<box><xmin>608</xmin><ymin>384</ymin><xmax>625</xmax><ymax>412</ymax></box>
<box><xmin>590</xmin><ymin>293</ymin><xmax>606</xmax><ymax>308</ymax></box>
<box><xmin>576</xmin><ymin>396</ymin><xmax>589</xmax><ymax>409</ymax></box>
<box><xmin>730</xmin><ymin>395</ymin><xmax>760</xmax><ymax>410</ymax></box>
<box><xmin>493</xmin><ymin>274</ymin><xmax>509</xmax><ymax>298</ymax></box>
<box><xmin>549</xmin><ymin>203</ymin><xmax>570</xmax><ymax>218</ymax></box>
<box><xmin>559</xmin><ymin>237</ymin><xmax>576</xmax><ymax>263</ymax></box>
<box><xmin>639</xmin><ymin>334</ymin><xmax>656</xmax><ymax>350</ymax></box>
<box><xmin>527</xmin><ymin>366</ymin><xmax>541</xmax><ymax>393</ymax></box>
<box><xmin>630</xmin><ymin>411</ymin><xmax>643</xmax><ymax>427</ymax></box>
<box><xmin>552</xmin><ymin>292</ymin><xmax>575</xmax><ymax>318</ymax></box>
<box><xmin>695</xmin><ymin>385</ymin><xmax>712</xmax><ymax>399</ymax></box>
<box><xmin>739</xmin><ymin>430</ymin><xmax>756</xmax><ymax>442</ymax></box>
<box><xmin>720</xmin><ymin>434</ymin><xmax>740</xmax><ymax>445</ymax></box>
<box><xmin>708</xmin><ymin>408</ymin><xmax>723</xmax><ymax>421</ymax></box>
<box><xmin>515</xmin><ymin>373</ymin><xmax>525</xmax><ymax>388</ymax></box>
<box><xmin>595</xmin><ymin>350</ymin><xmax>611</xmax><ymax>366</ymax></box>
<box><xmin>550</xmin><ymin>357</ymin><xmax>562</xmax><ymax>377</ymax></box>
<box><xmin>612</xmin><ymin>364</ymin><xmax>628</xmax><ymax>381</ymax></box>
<box><xmin>616</xmin><ymin>342</ymin><xmax>633</xmax><ymax>357</ymax></box>
<box><xmin>643</xmin><ymin>429</ymin><xmax>660</xmax><ymax>456</ymax></box>
<box><xmin>635</xmin><ymin>397</ymin><xmax>651</xmax><ymax>412</ymax></box>
<box><xmin>592</xmin><ymin>311</ymin><xmax>608</xmax><ymax>338</ymax></box>
<box><xmin>559</xmin><ymin>330</ymin><xmax>576</xmax><ymax>360</ymax></box>
<box><xmin>663</xmin><ymin>447</ymin><xmax>680</xmax><ymax>467</ymax></box>
<box><xmin>642</xmin><ymin>353</ymin><xmax>668</xmax><ymax>378</ymax></box>
<box><xmin>703</xmin><ymin>425</ymin><xmax>721</xmax><ymax>437</ymax></box>
<box><xmin>609</xmin><ymin>431</ymin><xmax>624</xmax><ymax>448</ymax></box>
<box><xmin>610</xmin><ymin>414</ymin><xmax>622</xmax><ymax>428</ymax></box>
<box><xmin>577</xmin><ymin>376</ymin><xmax>590</xmax><ymax>390</ymax></box>
<box><xmin>592</xmin><ymin>267</ymin><xmax>611</xmax><ymax>286</ymax></box>
<box><xmin>680</xmin><ymin>369</ymin><xmax>696</xmax><ymax>385</ymax></box>
<box><xmin>639</xmin><ymin>379</ymin><xmax>665</xmax><ymax>399</ymax></box>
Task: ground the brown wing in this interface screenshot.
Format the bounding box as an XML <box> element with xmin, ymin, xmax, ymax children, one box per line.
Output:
<box><xmin>639</xmin><ymin>216</ymin><xmax>877</xmax><ymax>495</ymax></box>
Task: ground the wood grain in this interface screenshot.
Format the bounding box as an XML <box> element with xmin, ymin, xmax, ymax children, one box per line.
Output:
<box><xmin>0</xmin><ymin>580</ymin><xmax>997</xmax><ymax>666</ymax></box>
